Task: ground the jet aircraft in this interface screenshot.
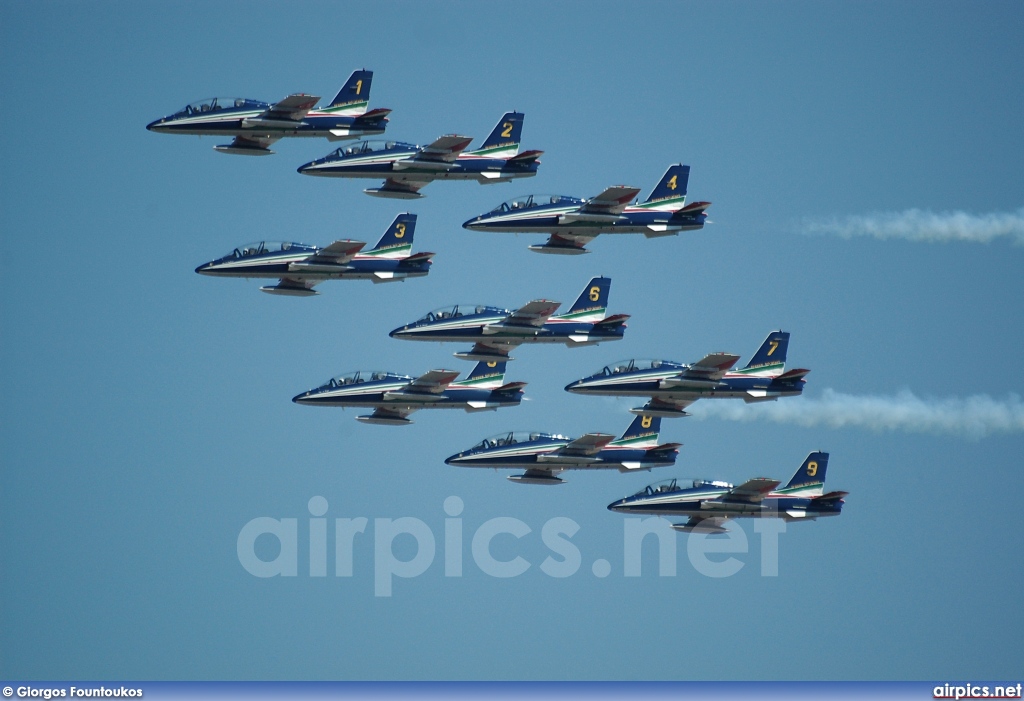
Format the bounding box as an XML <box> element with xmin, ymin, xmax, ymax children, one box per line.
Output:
<box><xmin>146</xmin><ymin>70</ymin><xmax>390</xmax><ymax>155</ymax></box>
<box><xmin>607</xmin><ymin>452</ymin><xmax>847</xmax><ymax>532</ymax></box>
<box><xmin>462</xmin><ymin>164</ymin><xmax>710</xmax><ymax>254</ymax></box>
<box><xmin>296</xmin><ymin>112</ymin><xmax>542</xmax><ymax>199</ymax></box>
<box><xmin>565</xmin><ymin>331</ymin><xmax>808</xmax><ymax>418</ymax></box>
<box><xmin>195</xmin><ymin>213</ymin><xmax>433</xmax><ymax>296</ymax></box>
<box><xmin>445</xmin><ymin>414</ymin><xmax>680</xmax><ymax>485</ymax></box>
<box><xmin>292</xmin><ymin>361</ymin><xmax>525</xmax><ymax>426</ymax></box>
<box><xmin>390</xmin><ymin>276</ymin><xmax>628</xmax><ymax>362</ymax></box>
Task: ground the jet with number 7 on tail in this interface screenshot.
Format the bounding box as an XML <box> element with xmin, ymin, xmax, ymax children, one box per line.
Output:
<box><xmin>292</xmin><ymin>362</ymin><xmax>525</xmax><ymax>426</ymax></box>
<box><xmin>607</xmin><ymin>452</ymin><xmax>847</xmax><ymax>532</ymax></box>
<box><xmin>296</xmin><ymin>112</ymin><xmax>542</xmax><ymax>198</ymax></box>
<box><xmin>445</xmin><ymin>414</ymin><xmax>680</xmax><ymax>485</ymax></box>
<box><xmin>564</xmin><ymin>331</ymin><xmax>808</xmax><ymax>418</ymax></box>
<box><xmin>462</xmin><ymin>164</ymin><xmax>710</xmax><ymax>255</ymax></box>
<box><xmin>389</xmin><ymin>276</ymin><xmax>628</xmax><ymax>362</ymax></box>
<box><xmin>146</xmin><ymin>70</ymin><xmax>390</xmax><ymax>156</ymax></box>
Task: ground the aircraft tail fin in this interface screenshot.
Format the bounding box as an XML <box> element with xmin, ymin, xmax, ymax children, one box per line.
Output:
<box><xmin>610</xmin><ymin>414</ymin><xmax>661</xmax><ymax>448</ymax></box>
<box><xmin>327</xmin><ymin>70</ymin><xmax>373</xmax><ymax>113</ymax></box>
<box><xmin>737</xmin><ymin>331</ymin><xmax>789</xmax><ymax>377</ymax></box>
<box><xmin>781</xmin><ymin>452</ymin><xmax>828</xmax><ymax>496</ymax></box>
<box><xmin>641</xmin><ymin>164</ymin><xmax>689</xmax><ymax>211</ymax></box>
<box><xmin>470</xmin><ymin>112</ymin><xmax>523</xmax><ymax>158</ymax></box>
<box><xmin>556</xmin><ymin>276</ymin><xmax>610</xmax><ymax>322</ymax></box>
<box><xmin>365</xmin><ymin>213</ymin><xmax>415</xmax><ymax>258</ymax></box>
<box><xmin>456</xmin><ymin>361</ymin><xmax>506</xmax><ymax>389</ymax></box>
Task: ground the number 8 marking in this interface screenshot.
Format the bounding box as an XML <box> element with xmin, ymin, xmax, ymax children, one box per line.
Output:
<box><xmin>641</xmin><ymin>416</ymin><xmax>652</xmax><ymax>429</ymax></box>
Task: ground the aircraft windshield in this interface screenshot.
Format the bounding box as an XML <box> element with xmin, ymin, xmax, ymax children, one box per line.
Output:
<box><xmin>329</xmin><ymin>140</ymin><xmax>418</xmax><ymax>158</ymax></box>
<box><xmin>633</xmin><ymin>479</ymin><xmax>682</xmax><ymax>497</ymax></box>
<box><xmin>174</xmin><ymin>97</ymin><xmax>268</xmax><ymax>117</ymax></box>
<box><xmin>322</xmin><ymin>370</ymin><xmax>411</xmax><ymax>388</ymax></box>
<box><xmin>598</xmin><ymin>359</ymin><xmax>683</xmax><ymax>376</ymax></box>
<box><xmin>227</xmin><ymin>241</ymin><xmax>316</xmax><ymax>259</ymax></box>
<box><xmin>473</xmin><ymin>431</ymin><xmax>570</xmax><ymax>450</ymax></box>
<box><xmin>490</xmin><ymin>194</ymin><xmax>583</xmax><ymax>213</ymax></box>
<box><xmin>416</xmin><ymin>304</ymin><xmax>510</xmax><ymax>323</ymax></box>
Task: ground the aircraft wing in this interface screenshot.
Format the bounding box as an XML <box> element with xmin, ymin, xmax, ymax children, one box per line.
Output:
<box><xmin>580</xmin><ymin>186</ymin><xmax>642</xmax><ymax>215</ymax></box>
<box><xmin>407</xmin><ymin>369</ymin><xmax>462</xmax><ymax>394</ymax></box>
<box><xmin>554</xmin><ymin>433</ymin><xmax>615</xmax><ymax>457</ymax></box>
<box><xmin>504</xmin><ymin>300</ymin><xmax>562</xmax><ymax>327</ymax></box>
<box><xmin>221</xmin><ymin>134</ymin><xmax>281</xmax><ymax>152</ymax></box>
<box><xmin>658</xmin><ymin>353</ymin><xmax>740</xmax><ymax>389</ymax></box>
<box><xmin>719</xmin><ymin>478</ymin><xmax>781</xmax><ymax>504</ymax></box>
<box><xmin>672</xmin><ymin>517</ymin><xmax>730</xmax><ymax>534</ymax></box>
<box><xmin>308</xmin><ymin>240</ymin><xmax>366</xmax><ymax>264</ymax></box>
<box><xmin>259</xmin><ymin>93</ymin><xmax>321</xmax><ymax>122</ymax></box>
<box><xmin>365</xmin><ymin>406</ymin><xmax>416</xmax><ymax>421</ymax></box>
<box><xmin>414</xmin><ymin>134</ymin><xmax>474</xmax><ymax>163</ymax></box>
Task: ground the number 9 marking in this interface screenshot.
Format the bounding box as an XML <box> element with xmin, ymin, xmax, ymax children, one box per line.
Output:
<box><xmin>806</xmin><ymin>461</ymin><xmax>818</xmax><ymax>477</ymax></box>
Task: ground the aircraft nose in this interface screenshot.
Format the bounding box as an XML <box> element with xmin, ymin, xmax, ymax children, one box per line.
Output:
<box><xmin>462</xmin><ymin>216</ymin><xmax>482</xmax><ymax>229</ymax></box>
<box><xmin>564</xmin><ymin>379</ymin><xmax>582</xmax><ymax>392</ymax></box>
<box><xmin>297</xmin><ymin>160</ymin><xmax>316</xmax><ymax>175</ymax></box>
<box><xmin>195</xmin><ymin>262</ymin><xmax>213</xmax><ymax>275</ymax></box>
<box><xmin>607</xmin><ymin>498</ymin><xmax>627</xmax><ymax>512</ymax></box>
<box><xmin>146</xmin><ymin>118</ymin><xmax>165</xmax><ymax>132</ymax></box>
<box><xmin>292</xmin><ymin>391</ymin><xmax>314</xmax><ymax>404</ymax></box>
<box><xmin>389</xmin><ymin>326</ymin><xmax>407</xmax><ymax>339</ymax></box>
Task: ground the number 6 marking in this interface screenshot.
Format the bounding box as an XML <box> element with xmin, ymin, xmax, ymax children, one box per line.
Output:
<box><xmin>589</xmin><ymin>286</ymin><xmax>600</xmax><ymax>302</ymax></box>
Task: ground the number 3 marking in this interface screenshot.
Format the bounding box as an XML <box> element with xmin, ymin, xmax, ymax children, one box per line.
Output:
<box><xmin>395</xmin><ymin>223</ymin><xmax>406</xmax><ymax>238</ymax></box>
<box><xmin>501</xmin><ymin>122</ymin><xmax>513</xmax><ymax>138</ymax></box>
<box><xmin>806</xmin><ymin>461</ymin><xmax>818</xmax><ymax>477</ymax></box>
<box><xmin>588</xmin><ymin>286</ymin><xmax>600</xmax><ymax>302</ymax></box>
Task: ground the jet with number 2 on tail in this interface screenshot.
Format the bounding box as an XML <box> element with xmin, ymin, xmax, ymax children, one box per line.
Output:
<box><xmin>194</xmin><ymin>213</ymin><xmax>433</xmax><ymax>296</ymax></box>
<box><xmin>291</xmin><ymin>361</ymin><xmax>525</xmax><ymax>426</ymax></box>
<box><xmin>445</xmin><ymin>414</ymin><xmax>680</xmax><ymax>485</ymax></box>
<box><xmin>296</xmin><ymin>112</ymin><xmax>542</xmax><ymax>199</ymax></box>
<box><xmin>462</xmin><ymin>164</ymin><xmax>710</xmax><ymax>255</ymax></box>
<box><xmin>146</xmin><ymin>70</ymin><xmax>390</xmax><ymax>155</ymax></box>
<box><xmin>389</xmin><ymin>276</ymin><xmax>628</xmax><ymax>362</ymax></box>
<box><xmin>565</xmin><ymin>331</ymin><xmax>808</xmax><ymax>418</ymax></box>
<box><xmin>607</xmin><ymin>452</ymin><xmax>847</xmax><ymax>532</ymax></box>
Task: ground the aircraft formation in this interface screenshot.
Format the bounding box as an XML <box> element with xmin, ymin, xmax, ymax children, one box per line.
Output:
<box><xmin>151</xmin><ymin>69</ymin><xmax>846</xmax><ymax>535</ymax></box>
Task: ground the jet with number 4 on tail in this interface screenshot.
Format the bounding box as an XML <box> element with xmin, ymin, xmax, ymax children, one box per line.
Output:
<box><xmin>565</xmin><ymin>331</ymin><xmax>808</xmax><ymax>418</ymax></box>
<box><xmin>146</xmin><ymin>70</ymin><xmax>390</xmax><ymax>155</ymax></box>
<box><xmin>292</xmin><ymin>362</ymin><xmax>525</xmax><ymax>426</ymax></box>
<box><xmin>445</xmin><ymin>415</ymin><xmax>680</xmax><ymax>485</ymax></box>
<box><xmin>462</xmin><ymin>164</ymin><xmax>710</xmax><ymax>254</ymax></box>
<box><xmin>194</xmin><ymin>213</ymin><xmax>433</xmax><ymax>296</ymax></box>
<box><xmin>389</xmin><ymin>276</ymin><xmax>628</xmax><ymax>362</ymax></box>
<box><xmin>296</xmin><ymin>112</ymin><xmax>542</xmax><ymax>198</ymax></box>
<box><xmin>607</xmin><ymin>452</ymin><xmax>846</xmax><ymax>532</ymax></box>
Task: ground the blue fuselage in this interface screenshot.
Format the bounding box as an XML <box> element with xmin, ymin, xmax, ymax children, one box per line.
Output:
<box><xmin>565</xmin><ymin>366</ymin><xmax>805</xmax><ymax>402</ymax></box>
<box><xmin>292</xmin><ymin>379</ymin><xmax>522</xmax><ymax>412</ymax></box>
<box><xmin>446</xmin><ymin>437</ymin><xmax>677</xmax><ymax>471</ymax></box>
<box><xmin>147</xmin><ymin>103</ymin><xmax>387</xmax><ymax>139</ymax></box>
<box><xmin>390</xmin><ymin>310</ymin><xmax>625</xmax><ymax>347</ymax></box>
<box><xmin>608</xmin><ymin>489</ymin><xmax>843</xmax><ymax>519</ymax></box>
<box><xmin>195</xmin><ymin>248</ymin><xmax>430</xmax><ymax>282</ymax></box>
<box><xmin>297</xmin><ymin>143</ymin><xmax>539</xmax><ymax>182</ymax></box>
<box><xmin>463</xmin><ymin>199</ymin><xmax>707</xmax><ymax>235</ymax></box>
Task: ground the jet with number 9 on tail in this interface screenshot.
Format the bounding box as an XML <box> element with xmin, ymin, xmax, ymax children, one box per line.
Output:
<box><xmin>607</xmin><ymin>452</ymin><xmax>847</xmax><ymax>532</ymax></box>
<box><xmin>146</xmin><ymin>70</ymin><xmax>390</xmax><ymax>155</ymax></box>
<box><xmin>389</xmin><ymin>276</ymin><xmax>628</xmax><ymax>362</ymax></box>
<box><xmin>462</xmin><ymin>164</ymin><xmax>710</xmax><ymax>255</ymax></box>
<box><xmin>445</xmin><ymin>414</ymin><xmax>680</xmax><ymax>485</ymax></box>
<box><xmin>296</xmin><ymin>112</ymin><xmax>542</xmax><ymax>198</ymax></box>
<box><xmin>564</xmin><ymin>331</ymin><xmax>808</xmax><ymax>418</ymax></box>
<box><xmin>292</xmin><ymin>361</ymin><xmax>525</xmax><ymax>426</ymax></box>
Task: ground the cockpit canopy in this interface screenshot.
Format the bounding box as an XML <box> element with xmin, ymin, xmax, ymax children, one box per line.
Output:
<box><xmin>321</xmin><ymin>370</ymin><xmax>411</xmax><ymax>388</ymax></box>
<box><xmin>225</xmin><ymin>241</ymin><xmax>316</xmax><ymax>259</ymax></box>
<box><xmin>597</xmin><ymin>359</ymin><xmax>685</xmax><ymax>376</ymax></box>
<box><xmin>632</xmin><ymin>478</ymin><xmax>735</xmax><ymax>498</ymax></box>
<box><xmin>473</xmin><ymin>431</ymin><xmax>570</xmax><ymax>451</ymax></box>
<box><xmin>490</xmin><ymin>194</ymin><xmax>583</xmax><ymax>213</ymax></box>
<box><xmin>172</xmin><ymin>97</ymin><xmax>268</xmax><ymax>117</ymax></box>
<box><xmin>416</xmin><ymin>304</ymin><xmax>510</xmax><ymax>324</ymax></box>
<box><xmin>327</xmin><ymin>140</ymin><xmax>418</xmax><ymax>158</ymax></box>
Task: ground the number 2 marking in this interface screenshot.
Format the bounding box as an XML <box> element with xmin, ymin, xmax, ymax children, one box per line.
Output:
<box><xmin>395</xmin><ymin>223</ymin><xmax>406</xmax><ymax>238</ymax></box>
<box><xmin>500</xmin><ymin>122</ymin><xmax>513</xmax><ymax>138</ymax></box>
<box><xmin>767</xmin><ymin>340</ymin><xmax>779</xmax><ymax>356</ymax></box>
<box><xmin>806</xmin><ymin>461</ymin><xmax>818</xmax><ymax>477</ymax></box>
<box><xmin>589</xmin><ymin>286</ymin><xmax>600</xmax><ymax>302</ymax></box>
<box><xmin>355</xmin><ymin>80</ymin><xmax>363</xmax><ymax>96</ymax></box>
<box><xmin>667</xmin><ymin>175</ymin><xmax>677</xmax><ymax>190</ymax></box>
<box><xmin>641</xmin><ymin>416</ymin><xmax>652</xmax><ymax>429</ymax></box>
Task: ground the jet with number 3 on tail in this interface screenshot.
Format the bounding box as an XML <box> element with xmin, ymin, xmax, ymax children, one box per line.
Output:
<box><xmin>146</xmin><ymin>70</ymin><xmax>390</xmax><ymax>155</ymax></box>
<box><xmin>565</xmin><ymin>331</ymin><xmax>808</xmax><ymax>418</ymax></box>
<box><xmin>292</xmin><ymin>361</ymin><xmax>525</xmax><ymax>426</ymax></box>
<box><xmin>461</xmin><ymin>164</ymin><xmax>710</xmax><ymax>254</ymax></box>
<box><xmin>389</xmin><ymin>276</ymin><xmax>628</xmax><ymax>362</ymax></box>
<box><xmin>194</xmin><ymin>213</ymin><xmax>433</xmax><ymax>296</ymax></box>
<box><xmin>607</xmin><ymin>452</ymin><xmax>847</xmax><ymax>532</ymax></box>
<box><xmin>296</xmin><ymin>112</ymin><xmax>542</xmax><ymax>198</ymax></box>
<box><xmin>445</xmin><ymin>415</ymin><xmax>680</xmax><ymax>485</ymax></box>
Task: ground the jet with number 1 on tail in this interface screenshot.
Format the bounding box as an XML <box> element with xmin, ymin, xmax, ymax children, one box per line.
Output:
<box><xmin>607</xmin><ymin>452</ymin><xmax>847</xmax><ymax>532</ymax></box>
<box><xmin>194</xmin><ymin>213</ymin><xmax>433</xmax><ymax>296</ymax></box>
<box><xmin>292</xmin><ymin>362</ymin><xmax>525</xmax><ymax>426</ymax></box>
<box><xmin>297</xmin><ymin>112</ymin><xmax>542</xmax><ymax>199</ymax></box>
<box><xmin>462</xmin><ymin>164</ymin><xmax>710</xmax><ymax>254</ymax></box>
<box><xmin>565</xmin><ymin>331</ymin><xmax>808</xmax><ymax>418</ymax></box>
<box><xmin>445</xmin><ymin>415</ymin><xmax>680</xmax><ymax>485</ymax></box>
<box><xmin>389</xmin><ymin>276</ymin><xmax>628</xmax><ymax>362</ymax></box>
<box><xmin>146</xmin><ymin>70</ymin><xmax>390</xmax><ymax>155</ymax></box>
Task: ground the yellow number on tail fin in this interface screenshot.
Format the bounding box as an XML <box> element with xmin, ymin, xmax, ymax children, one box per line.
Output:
<box><xmin>641</xmin><ymin>416</ymin><xmax>652</xmax><ymax>429</ymax></box>
<box><xmin>667</xmin><ymin>175</ymin><xmax>677</xmax><ymax>191</ymax></box>
<box><xmin>500</xmin><ymin>122</ymin><xmax>513</xmax><ymax>138</ymax></box>
<box><xmin>767</xmin><ymin>340</ymin><xmax>779</xmax><ymax>356</ymax></box>
<box><xmin>395</xmin><ymin>223</ymin><xmax>406</xmax><ymax>239</ymax></box>
<box><xmin>588</xmin><ymin>286</ymin><xmax>600</xmax><ymax>302</ymax></box>
<box><xmin>486</xmin><ymin>361</ymin><xmax>497</xmax><ymax>368</ymax></box>
<box><xmin>355</xmin><ymin>80</ymin><xmax>362</xmax><ymax>96</ymax></box>
<box><xmin>806</xmin><ymin>461</ymin><xmax>818</xmax><ymax>477</ymax></box>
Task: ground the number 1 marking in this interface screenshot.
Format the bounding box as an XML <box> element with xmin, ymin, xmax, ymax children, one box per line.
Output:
<box><xmin>354</xmin><ymin>80</ymin><xmax>362</xmax><ymax>95</ymax></box>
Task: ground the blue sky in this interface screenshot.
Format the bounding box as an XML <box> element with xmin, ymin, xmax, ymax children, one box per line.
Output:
<box><xmin>2</xmin><ymin>0</ymin><xmax>1022</xmax><ymax>681</ymax></box>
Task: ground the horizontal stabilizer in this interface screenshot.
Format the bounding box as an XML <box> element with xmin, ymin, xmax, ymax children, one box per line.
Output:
<box><xmin>353</xmin><ymin>107</ymin><xmax>392</xmax><ymax>122</ymax></box>
<box><xmin>399</xmin><ymin>251</ymin><xmax>435</xmax><ymax>264</ymax></box>
<box><xmin>649</xmin><ymin>442</ymin><xmax>683</xmax><ymax>452</ymax></box>
<box><xmin>494</xmin><ymin>381</ymin><xmax>527</xmax><ymax>393</ymax></box>
<box><xmin>594</xmin><ymin>313</ymin><xmax>630</xmax><ymax>329</ymax></box>
<box><xmin>774</xmin><ymin>368</ymin><xmax>810</xmax><ymax>383</ymax></box>
<box><xmin>507</xmin><ymin>149</ymin><xmax>543</xmax><ymax>164</ymax></box>
<box><xmin>677</xmin><ymin>200</ymin><xmax>711</xmax><ymax>214</ymax></box>
<box><xmin>813</xmin><ymin>490</ymin><xmax>849</xmax><ymax>503</ymax></box>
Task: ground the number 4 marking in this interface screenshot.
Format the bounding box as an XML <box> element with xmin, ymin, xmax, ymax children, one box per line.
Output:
<box><xmin>667</xmin><ymin>175</ymin><xmax>677</xmax><ymax>190</ymax></box>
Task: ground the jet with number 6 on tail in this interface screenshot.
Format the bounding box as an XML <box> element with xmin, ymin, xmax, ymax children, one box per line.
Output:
<box><xmin>297</xmin><ymin>112</ymin><xmax>542</xmax><ymax>198</ymax></box>
<box><xmin>565</xmin><ymin>331</ymin><xmax>808</xmax><ymax>418</ymax></box>
<box><xmin>607</xmin><ymin>452</ymin><xmax>846</xmax><ymax>532</ymax></box>
<box><xmin>462</xmin><ymin>164</ymin><xmax>710</xmax><ymax>254</ymax></box>
<box><xmin>146</xmin><ymin>70</ymin><xmax>390</xmax><ymax>155</ymax></box>
<box><xmin>194</xmin><ymin>213</ymin><xmax>433</xmax><ymax>296</ymax></box>
<box><xmin>446</xmin><ymin>414</ymin><xmax>680</xmax><ymax>485</ymax></box>
<box><xmin>389</xmin><ymin>276</ymin><xmax>628</xmax><ymax>362</ymax></box>
<box><xmin>292</xmin><ymin>361</ymin><xmax>525</xmax><ymax>426</ymax></box>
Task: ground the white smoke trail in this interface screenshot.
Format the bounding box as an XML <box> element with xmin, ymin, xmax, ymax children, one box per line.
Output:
<box><xmin>802</xmin><ymin>208</ymin><xmax>1024</xmax><ymax>244</ymax></box>
<box><xmin>694</xmin><ymin>389</ymin><xmax>1024</xmax><ymax>439</ymax></box>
